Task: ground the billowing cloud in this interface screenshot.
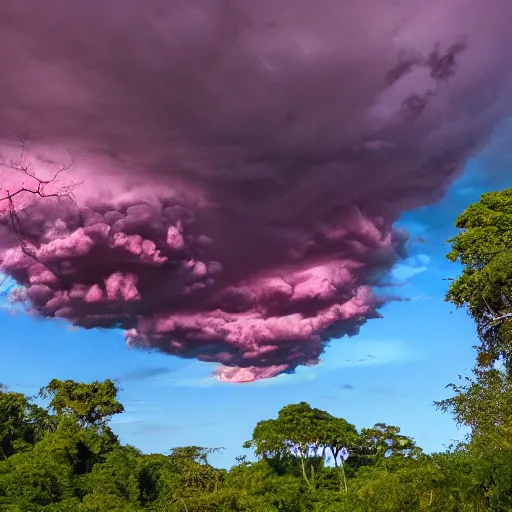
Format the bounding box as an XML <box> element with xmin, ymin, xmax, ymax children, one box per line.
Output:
<box><xmin>0</xmin><ymin>0</ymin><xmax>511</xmax><ymax>382</ymax></box>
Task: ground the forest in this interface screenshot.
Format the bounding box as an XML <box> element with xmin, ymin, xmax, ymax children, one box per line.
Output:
<box><xmin>2</xmin><ymin>189</ymin><xmax>512</xmax><ymax>511</ymax></box>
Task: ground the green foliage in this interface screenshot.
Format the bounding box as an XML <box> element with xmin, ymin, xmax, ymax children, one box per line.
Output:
<box><xmin>166</xmin><ymin>446</ymin><xmax>224</xmax><ymax>496</ymax></box>
<box><xmin>40</xmin><ymin>379</ymin><xmax>124</xmax><ymax>428</ymax></box>
<box><xmin>245</xmin><ymin>402</ymin><xmax>342</xmax><ymax>489</ymax></box>
<box><xmin>0</xmin><ymin>389</ymin><xmax>56</xmax><ymax>460</ymax></box>
<box><xmin>2</xmin><ymin>377</ymin><xmax>512</xmax><ymax>511</ymax></box>
<box><xmin>360</xmin><ymin>422</ymin><xmax>422</xmax><ymax>466</ymax></box>
<box><xmin>446</xmin><ymin>188</ymin><xmax>512</xmax><ymax>367</ymax></box>
<box><xmin>81</xmin><ymin>446</ymin><xmax>142</xmax><ymax>503</ymax></box>
<box><xmin>436</xmin><ymin>367</ymin><xmax>512</xmax><ymax>452</ymax></box>
<box><xmin>0</xmin><ymin>451</ymin><xmax>73</xmax><ymax>507</ymax></box>
<box><xmin>244</xmin><ymin>401</ymin><xmax>421</xmax><ymax>498</ymax></box>
<box><xmin>322</xmin><ymin>416</ymin><xmax>359</xmax><ymax>466</ymax></box>
<box><xmin>440</xmin><ymin>189</ymin><xmax>512</xmax><ymax>453</ymax></box>
<box><xmin>225</xmin><ymin>459</ymin><xmax>302</xmax><ymax>511</ymax></box>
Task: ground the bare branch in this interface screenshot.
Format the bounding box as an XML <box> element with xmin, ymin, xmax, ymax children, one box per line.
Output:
<box><xmin>0</xmin><ymin>137</ymin><xmax>79</xmax><ymax>268</ymax></box>
<box><xmin>482</xmin><ymin>296</ymin><xmax>498</xmax><ymax>319</ymax></box>
<box><xmin>501</xmin><ymin>289</ymin><xmax>512</xmax><ymax>308</ymax></box>
<box><xmin>484</xmin><ymin>312</ymin><xmax>512</xmax><ymax>330</ymax></box>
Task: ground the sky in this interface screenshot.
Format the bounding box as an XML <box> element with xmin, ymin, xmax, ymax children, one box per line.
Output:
<box><xmin>2</xmin><ymin>150</ymin><xmax>511</xmax><ymax>468</ymax></box>
<box><xmin>1</xmin><ymin>1</ymin><xmax>512</xmax><ymax>468</ymax></box>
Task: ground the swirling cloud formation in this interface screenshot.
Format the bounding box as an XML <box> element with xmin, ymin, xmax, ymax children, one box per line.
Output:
<box><xmin>0</xmin><ymin>0</ymin><xmax>511</xmax><ymax>382</ymax></box>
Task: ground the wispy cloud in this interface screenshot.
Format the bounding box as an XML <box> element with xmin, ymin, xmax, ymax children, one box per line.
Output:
<box><xmin>246</xmin><ymin>338</ymin><xmax>416</xmax><ymax>383</ymax></box>
<box><xmin>245</xmin><ymin>367</ymin><xmax>317</xmax><ymax>387</ymax></box>
<box><xmin>118</xmin><ymin>366</ymin><xmax>174</xmax><ymax>382</ymax></box>
<box><xmin>157</xmin><ymin>375</ymin><xmax>224</xmax><ymax>388</ymax></box>
<box><xmin>158</xmin><ymin>369</ymin><xmax>318</xmax><ymax>388</ymax></box>
<box><xmin>391</xmin><ymin>254</ymin><xmax>431</xmax><ymax>281</ymax></box>
<box><xmin>319</xmin><ymin>338</ymin><xmax>416</xmax><ymax>371</ymax></box>
<box><xmin>155</xmin><ymin>338</ymin><xmax>416</xmax><ymax>389</ymax></box>
<box><xmin>408</xmin><ymin>294</ymin><xmax>432</xmax><ymax>302</ymax></box>
<box><xmin>153</xmin><ymin>357</ymin><xmax>321</xmax><ymax>388</ymax></box>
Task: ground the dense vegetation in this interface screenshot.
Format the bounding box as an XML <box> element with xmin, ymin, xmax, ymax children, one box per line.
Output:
<box><xmin>1</xmin><ymin>378</ymin><xmax>510</xmax><ymax>512</ymax></box>
<box><xmin>2</xmin><ymin>375</ymin><xmax>512</xmax><ymax>512</ymax></box>
<box><xmin>2</xmin><ymin>188</ymin><xmax>512</xmax><ymax>511</ymax></box>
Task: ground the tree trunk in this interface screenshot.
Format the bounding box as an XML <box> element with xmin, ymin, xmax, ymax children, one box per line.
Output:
<box><xmin>300</xmin><ymin>456</ymin><xmax>312</xmax><ymax>488</ymax></box>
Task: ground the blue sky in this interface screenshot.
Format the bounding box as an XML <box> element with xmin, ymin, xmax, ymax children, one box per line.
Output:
<box><xmin>1</xmin><ymin>147</ymin><xmax>511</xmax><ymax>469</ymax></box>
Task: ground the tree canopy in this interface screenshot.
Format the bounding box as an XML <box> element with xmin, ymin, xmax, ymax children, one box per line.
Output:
<box><xmin>1</xmin><ymin>379</ymin><xmax>511</xmax><ymax>511</ymax></box>
<box><xmin>446</xmin><ymin>188</ymin><xmax>512</xmax><ymax>368</ymax></box>
<box><xmin>39</xmin><ymin>379</ymin><xmax>124</xmax><ymax>428</ymax></box>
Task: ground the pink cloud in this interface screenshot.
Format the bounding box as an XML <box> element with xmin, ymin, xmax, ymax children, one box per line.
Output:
<box><xmin>0</xmin><ymin>0</ymin><xmax>511</xmax><ymax>381</ymax></box>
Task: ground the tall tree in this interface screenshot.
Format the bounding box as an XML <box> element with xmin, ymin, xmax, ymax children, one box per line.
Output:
<box><xmin>245</xmin><ymin>402</ymin><xmax>333</xmax><ymax>489</ymax></box>
<box><xmin>446</xmin><ymin>188</ymin><xmax>512</xmax><ymax>369</ymax></box>
<box><xmin>360</xmin><ymin>423</ymin><xmax>421</xmax><ymax>466</ymax></box>
<box><xmin>436</xmin><ymin>367</ymin><xmax>512</xmax><ymax>451</ymax></box>
<box><xmin>320</xmin><ymin>417</ymin><xmax>359</xmax><ymax>492</ymax></box>
<box><xmin>0</xmin><ymin>388</ymin><xmax>55</xmax><ymax>459</ymax></box>
<box><xmin>167</xmin><ymin>446</ymin><xmax>224</xmax><ymax>495</ymax></box>
<box><xmin>321</xmin><ymin>417</ymin><xmax>359</xmax><ymax>468</ymax></box>
<box><xmin>39</xmin><ymin>379</ymin><xmax>124</xmax><ymax>428</ymax></box>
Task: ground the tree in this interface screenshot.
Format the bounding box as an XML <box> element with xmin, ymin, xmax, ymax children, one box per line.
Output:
<box><xmin>322</xmin><ymin>417</ymin><xmax>359</xmax><ymax>468</ymax></box>
<box><xmin>0</xmin><ymin>441</ymin><xmax>77</xmax><ymax>509</ymax></box>
<box><xmin>39</xmin><ymin>379</ymin><xmax>124</xmax><ymax>429</ymax></box>
<box><xmin>244</xmin><ymin>402</ymin><xmax>333</xmax><ymax>490</ymax></box>
<box><xmin>224</xmin><ymin>459</ymin><xmax>302</xmax><ymax>512</ymax></box>
<box><xmin>0</xmin><ymin>388</ymin><xmax>55</xmax><ymax>459</ymax></box>
<box><xmin>320</xmin><ymin>417</ymin><xmax>359</xmax><ymax>492</ymax></box>
<box><xmin>77</xmin><ymin>492</ymin><xmax>138</xmax><ymax>512</ymax></box>
<box><xmin>360</xmin><ymin>423</ymin><xmax>421</xmax><ymax>466</ymax></box>
<box><xmin>166</xmin><ymin>446</ymin><xmax>224</xmax><ymax>496</ymax></box>
<box><xmin>438</xmin><ymin>188</ymin><xmax>512</xmax><ymax>510</ymax></box>
<box><xmin>446</xmin><ymin>188</ymin><xmax>512</xmax><ymax>369</ymax></box>
<box><xmin>435</xmin><ymin>367</ymin><xmax>512</xmax><ymax>451</ymax></box>
<box><xmin>80</xmin><ymin>445</ymin><xmax>142</xmax><ymax>509</ymax></box>
<box><xmin>8</xmin><ymin>376</ymin><xmax>512</xmax><ymax>511</ymax></box>
<box><xmin>137</xmin><ymin>453</ymin><xmax>175</xmax><ymax>507</ymax></box>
